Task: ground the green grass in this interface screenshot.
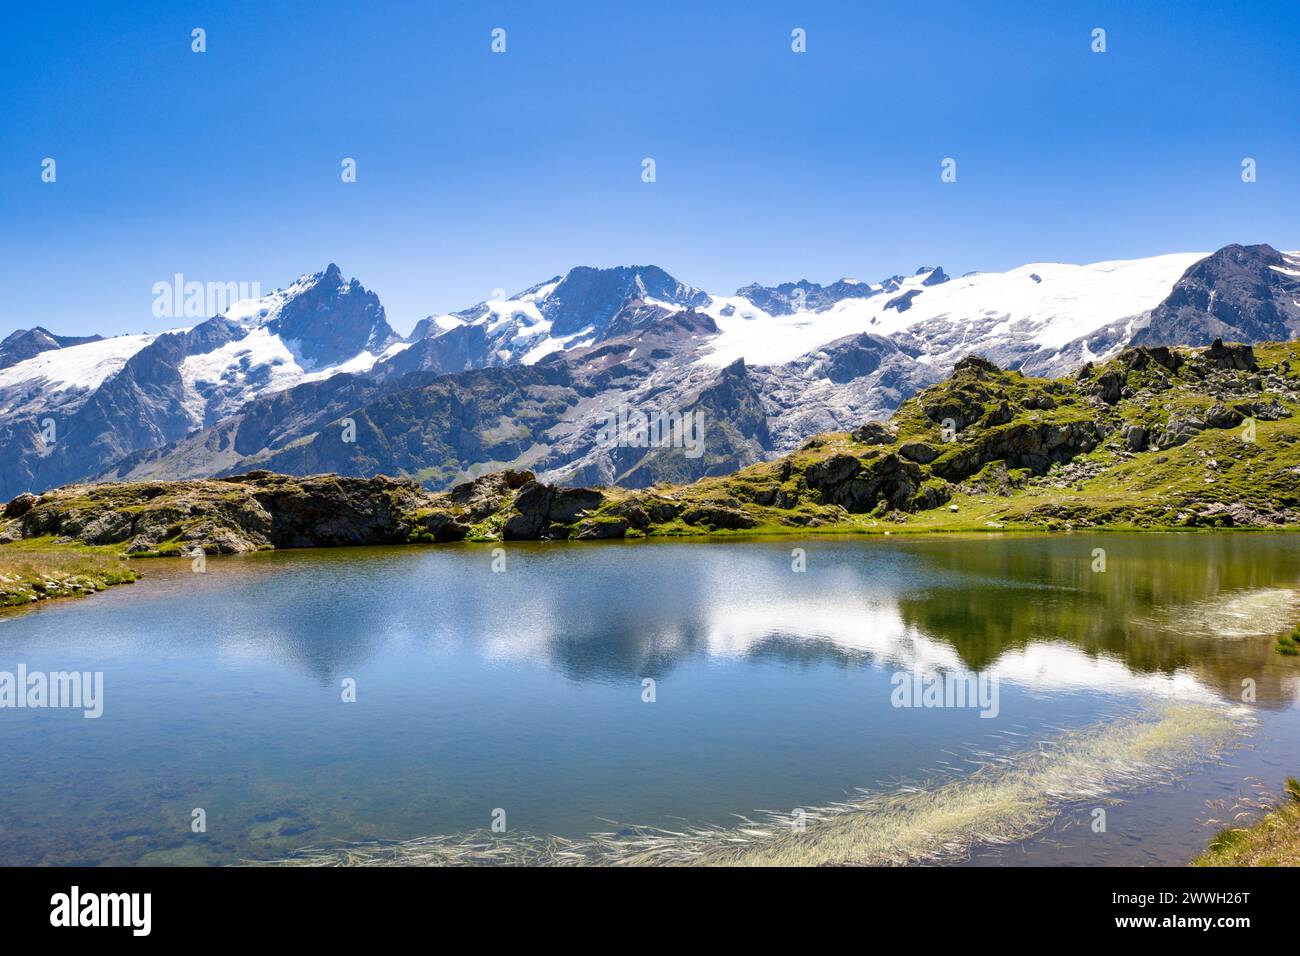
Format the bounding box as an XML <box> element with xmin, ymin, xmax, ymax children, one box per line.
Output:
<box><xmin>1276</xmin><ymin>626</ymin><xmax>1300</xmax><ymax>656</ymax></box>
<box><xmin>0</xmin><ymin>540</ymin><xmax>139</xmax><ymax>607</ymax></box>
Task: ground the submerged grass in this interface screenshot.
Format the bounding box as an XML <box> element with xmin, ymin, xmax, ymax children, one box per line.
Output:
<box><xmin>1195</xmin><ymin>777</ymin><xmax>1300</xmax><ymax>867</ymax></box>
<box><xmin>258</xmin><ymin>703</ymin><xmax>1247</xmax><ymax>867</ymax></box>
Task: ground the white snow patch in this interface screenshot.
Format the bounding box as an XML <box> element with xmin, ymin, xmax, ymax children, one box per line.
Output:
<box><xmin>179</xmin><ymin>329</ymin><xmax>407</xmax><ymax>426</ymax></box>
<box><xmin>0</xmin><ymin>332</ymin><xmax>162</xmax><ymax>396</ymax></box>
<box><xmin>221</xmin><ymin>273</ymin><xmax>319</xmax><ymax>327</ymax></box>
<box><xmin>520</xmin><ymin>325</ymin><xmax>594</xmax><ymax>365</ymax></box>
<box><xmin>698</xmin><ymin>252</ymin><xmax>1207</xmax><ymax>368</ymax></box>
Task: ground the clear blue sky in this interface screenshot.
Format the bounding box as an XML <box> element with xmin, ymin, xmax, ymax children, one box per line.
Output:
<box><xmin>3</xmin><ymin>0</ymin><xmax>1298</xmax><ymax>337</ymax></box>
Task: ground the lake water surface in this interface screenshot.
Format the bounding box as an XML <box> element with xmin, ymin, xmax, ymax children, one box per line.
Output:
<box><xmin>1</xmin><ymin>534</ymin><xmax>1298</xmax><ymax>865</ymax></box>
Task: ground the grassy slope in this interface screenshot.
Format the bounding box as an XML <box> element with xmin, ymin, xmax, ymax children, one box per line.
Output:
<box><xmin>572</xmin><ymin>340</ymin><xmax>1300</xmax><ymax>537</ymax></box>
<box><xmin>0</xmin><ymin>538</ymin><xmax>139</xmax><ymax>607</ymax></box>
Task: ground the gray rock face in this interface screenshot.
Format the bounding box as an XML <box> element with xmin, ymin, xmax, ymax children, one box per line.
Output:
<box><xmin>1203</xmin><ymin>339</ymin><xmax>1258</xmax><ymax>371</ymax></box>
<box><xmin>1133</xmin><ymin>245</ymin><xmax>1300</xmax><ymax>347</ymax></box>
<box><xmin>679</xmin><ymin>503</ymin><xmax>758</xmax><ymax>530</ymax></box>
<box><xmin>1091</xmin><ymin>370</ymin><xmax>1125</xmax><ymax>405</ymax></box>
<box><xmin>1234</xmin><ymin>397</ymin><xmax>1291</xmax><ymax>421</ymax></box>
<box><xmin>503</xmin><ymin>481</ymin><xmax>604</xmax><ymax>539</ymax></box>
<box><xmin>929</xmin><ymin>421</ymin><xmax>1103</xmax><ymax>481</ymax></box>
<box><xmin>574</xmin><ymin>517</ymin><xmax>629</xmax><ymax>539</ymax></box>
<box><xmin>267</xmin><ymin>263</ymin><xmax>399</xmax><ymax>367</ymax></box>
<box><xmin>807</xmin><ymin>454</ymin><xmax>861</xmax><ymax>487</ymax></box>
<box><xmin>805</xmin><ymin>452</ymin><xmax>927</xmax><ymax>513</ymax></box>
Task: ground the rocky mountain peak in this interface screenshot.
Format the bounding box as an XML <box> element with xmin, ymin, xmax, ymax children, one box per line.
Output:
<box><xmin>264</xmin><ymin>266</ymin><xmax>399</xmax><ymax>368</ymax></box>
<box><xmin>1132</xmin><ymin>243</ymin><xmax>1300</xmax><ymax>347</ymax></box>
<box><xmin>542</xmin><ymin>265</ymin><xmax>709</xmax><ymax>336</ymax></box>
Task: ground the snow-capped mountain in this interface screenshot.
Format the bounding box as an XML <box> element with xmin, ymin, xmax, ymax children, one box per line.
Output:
<box><xmin>5</xmin><ymin>243</ymin><xmax>1298</xmax><ymax>499</ymax></box>
<box><xmin>701</xmin><ymin>254</ymin><xmax>1208</xmax><ymax>373</ymax></box>
<box><xmin>392</xmin><ymin>253</ymin><xmax>1210</xmax><ymax>382</ymax></box>
<box><xmin>0</xmin><ymin>327</ymin><xmax>105</xmax><ymax>371</ymax></box>
<box><xmin>176</xmin><ymin>264</ymin><xmax>405</xmax><ymax>426</ymax></box>
<box><xmin>401</xmin><ymin>265</ymin><xmax>710</xmax><ymax>371</ymax></box>
<box><xmin>0</xmin><ymin>265</ymin><xmax>404</xmax><ymax>497</ymax></box>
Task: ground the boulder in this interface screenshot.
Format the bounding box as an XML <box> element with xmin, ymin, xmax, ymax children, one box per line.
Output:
<box><xmin>503</xmin><ymin>480</ymin><xmax>605</xmax><ymax>539</ymax></box>
<box><xmin>547</xmin><ymin>487</ymin><xmax>604</xmax><ymax>523</ymax></box>
<box><xmin>575</xmin><ymin>518</ymin><xmax>630</xmax><ymax>539</ymax></box>
<box><xmin>981</xmin><ymin>401</ymin><xmax>1014</xmax><ymax>426</ymax></box>
<box><xmin>3</xmin><ymin>492</ymin><xmax>39</xmax><ymax>519</ymax></box>
<box><xmin>1091</xmin><ymin>370</ymin><xmax>1125</xmax><ymax>405</ymax></box>
<box><xmin>898</xmin><ymin>441</ymin><xmax>940</xmax><ymax>464</ymax></box>
<box><xmin>1123</xmin><ymin>424</ymin><xmax>1148</xmax><ymax>452</ymax></box>
<box><xmin>1203</xmin><ymin>339</ymin><xmax>1257</xmax><ymax>371</ymax></box>
<box><xmin>928</xmin><ymin>420</ymin><xmax>1102</xmax><ymax>482</ymax></box>
<box><xmin>420</xmin><ymin>512</ymin><xmax>471</xmax><ymax>542</ymax></box>
<box><xmin>851</xmin><ymin>421</ymin><xmax>898</xmax><ymax>445</ymax></box>
<box><xmin>1204</xmin><ymin>403</ymin><xmax>1244</xmax><ymax>429</ymax></box>
<box><xmin>810</xmin><ymin>452</ymin><xmax>926</xmax><ymax>513</ymax></box>
<box><xmin>1233</xmin><ymin>398</ymin><xmax>1291</xmax><ymax>421</ymax></box>
<box><xmin>502</xmin><ymin>512</ymin><xmax>547</xmax><ymax>540</ymax></box>
<box><xmin>1156</xmin><ymin>414</ymin><xmax>1205</xmax><ymax>449</ymax></box>
<box><xmin>450</xmin><ymin>470</ymin><xmax>534</xmax><ymax>523</ymax></box>
<box><xmin>806</xmin><ymin>454</ymin><xmax>861</xmax><ymax>487</ymax></box>
<box><xmin>78</xmin><ymin>510</ymin><xmax>136</xmax><ymax>545</ymax></box>
<box><xmin>907</xmin><ymin>479</ymin><xmax>953</xmax><ymax>511</ymax></box>
<box><xmin>680</xmin><ymin>505</ymin><xmax>757</xmax><ymax>530</ymax></box>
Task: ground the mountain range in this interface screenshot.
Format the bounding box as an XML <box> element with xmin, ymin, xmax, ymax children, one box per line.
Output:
<box><xmin>1</xmin><ymin>243</ymin><xmax>1297</xmax><ymax>501</ymax></box>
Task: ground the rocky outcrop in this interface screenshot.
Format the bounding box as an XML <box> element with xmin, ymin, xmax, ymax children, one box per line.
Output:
<box><xmin>898</xmin><ymin>441</ymin><xmax>939</xmax><ymax>464</ymax></box>
<box><xmin>1155</xmin><ymin>414</ymin><xmax>1205</xmax><ymax>450</ymax></box>
<box><xmin>502</xmin><ymin>481</ymin><xmax>604</xmax><ymax>540</ymax></box>
<box><xmin>851</xmin><ymin>421</ymin><xmax>898</xmax><ymax>445</ymax></box>
<box><xmin>805</xmin><ymin>452</ymin><xmax>927</xmax><ymax>513</ymax></box>
<box><xmin>8</xmin><ymin>473</ymin><xmax>443</xmax><ymax>554</ymax></box>
<box><xmin>930</xmin><ymin>420</ymin><xmax>1103</xmax><ymax>481</ymax></box>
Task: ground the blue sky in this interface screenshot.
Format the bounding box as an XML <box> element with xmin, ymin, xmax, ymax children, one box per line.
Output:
<box><xmin>2</xmin><ymin>0</ymin><xmax>1298</xmax><ymax>337</ymax></box>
